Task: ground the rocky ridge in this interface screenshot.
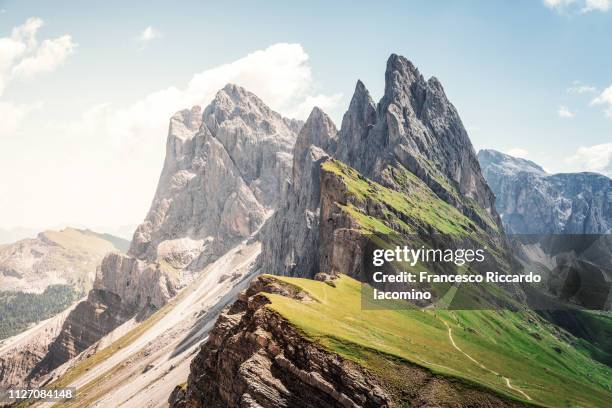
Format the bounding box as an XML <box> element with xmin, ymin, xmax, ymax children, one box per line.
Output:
<box><xmin>169</xmin><ymin>275</ymin><xmax>528</xmax><ymax>408</ymax></box>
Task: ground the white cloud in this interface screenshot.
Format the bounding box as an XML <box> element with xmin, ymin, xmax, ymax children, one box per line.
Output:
<box><xmin>591</xmin><ymin>85</ymin><xmax>612</xmax><ymax>117</ymax></box>
<box><xmin>0</xmin><ymin>18</ymin><xmax>75</xmax><ymax>134</ymax></box>
<box><xmin>506</xmin><ymin>148</ymin><xmax>529</xmax><ymax>158</ymax></box>
<box><xmin>0</xmin><ymin>17</ymin><xmax>76</xmax><ymax>93</ymax></box>
<box><xmin>583</xmin><ymin>0</ymin><xmax>611</xmax><ymax>11</ymax></box>
<box><xmin>286</xmin><ymin>92</ymin><xmax>344</xmax><ymax>119</ymax></box>
<box><xmin>567</xmin><ymin>81</ymin><xmax>597</xmax><ymax>94</ymax></box>
<box><xmin>544</xmin><ymin>0</ymin><xmax>577</xmax><ymax>10</ymax></box>
<box><xmin>557</xmin><ymin>105</ymin><xmax>575</xmax><ymax>118</ymax></box>
<box><xmin>137</xmin><ymin>26</ymin><xmax>162</xmax><ymax>47</ymax></box>
<box><xmin>566</xmin><ymin>143</ymin><xmax>612</xmax><ymax>177</ymax></box>
<box><xmin>543</xmin><ymin>0</ymin><xmax>610</xmax><ymax>12</ymax></box>
<box><xmin>11</xmin><ymin>35</ymin><xmax>76</xmax><ymax>78</ymax></box>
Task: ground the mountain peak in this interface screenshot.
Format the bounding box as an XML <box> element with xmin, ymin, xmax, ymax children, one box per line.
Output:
<box><xmin>384</xmin><ymin>54</ymin><xmax>423</xmax><ymax>97</ymax></box>
<box><xmin>349</xmin><ymin>80</ymin><xmax>375</xmax><ymax>111</ymax></box>
<box><xmin>214</xmin><ymin>83</ymin><xmax>261</xmax><ymax>105</ymax></box>
<box><xmin>295</xmin><ymin>107</ymin><xmax>337</xmax><ymax>154</ymax></box>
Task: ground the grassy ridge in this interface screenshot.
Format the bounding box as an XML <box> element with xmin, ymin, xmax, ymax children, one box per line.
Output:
<box><xmin>265</xmin><ymin>275</ymin><xmax>612</xmax><ymax>408</ymax></box>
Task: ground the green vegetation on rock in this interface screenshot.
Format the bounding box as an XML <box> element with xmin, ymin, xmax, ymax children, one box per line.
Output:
<box><xmin>322</xmin><ymin>160</ymin><xmax>483</xmax><ymax>237</ymax></box>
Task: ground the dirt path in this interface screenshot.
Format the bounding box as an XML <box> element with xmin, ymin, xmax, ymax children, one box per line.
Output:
<box><xmin>442</xmin><ymin>320</ymin><xmax>532</xmax><ymax>401</ymax></box>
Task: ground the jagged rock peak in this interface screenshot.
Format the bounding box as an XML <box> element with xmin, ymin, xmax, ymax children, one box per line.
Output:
<box><xmin>205</xmin><ymin>83</ymin><xmax>302</xmax><ymax>136</ymax></box>
<box><xmin>258</xmin><ymin>107</ymin><xmax>336</xmax><ymax>279</ymax></box>
<box><xmin>344</xmin><ymin>80</ymin><xmax>377</xmax><ymax>127</ymax></box>
<box><xmin>337</xmin><ymin>80</ymin><xmax>377</xmax><ymax>168</ymax></box>
<box><xmin>381</xmin><ymin>54</ymin><xmax>426</xmax><ymax>108</ymax></box>
<box><xmin>294</xmin><ymin>106</ymin><xmax>337</xmax><ymax>155</ymax></box>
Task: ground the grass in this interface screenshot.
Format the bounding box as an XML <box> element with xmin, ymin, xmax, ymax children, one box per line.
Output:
<box><xmin>322</xmin><ymin>159</ymin><xmax>483</xmax><ymax>237</ymax></box>
<box><xmin>264</xmin><ymin>274</ymin><xmax>611</xmax><ymax>408</ymax></box>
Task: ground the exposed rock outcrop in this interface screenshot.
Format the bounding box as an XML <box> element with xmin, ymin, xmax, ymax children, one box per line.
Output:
<box><xmin>169</xmin><ymin>276</ymin><xmax>528</xmax><ymax>408</ymax></box>
<box><xmin>260</xmin><ymin>108</ymin><xmax>337</xmax><ymax>277</ymax></box>
<box><xmin>0</xmin><ymin>304</ymin><xmax>75</xmax><ymax>390</ymax></box>
<box><xmin>131</xmin><ymin>86</ymin><xmax>299</xmax><ymax>265</ymax></box>
<box><xmin>478</xmin><ymin>149</ymin><xmax>611</xmax><ymax>234</ymax></box>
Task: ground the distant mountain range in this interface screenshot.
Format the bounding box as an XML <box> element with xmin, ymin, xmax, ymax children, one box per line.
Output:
<box><xmin>478</xmin><ymin>149</ymin><xmax>611</xmax><ymax>234</ymax></box>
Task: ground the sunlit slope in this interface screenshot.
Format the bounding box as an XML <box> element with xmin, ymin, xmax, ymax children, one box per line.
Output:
<box><xmin>278</xmin><ymin>159</ymin><xmax>612</xmax><ymax>407</ymax></box>
<box><xmin>265</xmin><ymin>274</ymin><xmax>611</xmax><ymax>408</ymax></box>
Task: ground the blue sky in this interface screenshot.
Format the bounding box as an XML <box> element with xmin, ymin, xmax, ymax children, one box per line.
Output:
<box><xmin>0</xmin><ymin>0</ymin><xmax>610</xmax><ymax>231</ymax></box>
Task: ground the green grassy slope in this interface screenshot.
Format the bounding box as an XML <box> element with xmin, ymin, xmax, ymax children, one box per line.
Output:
<box><xmin>281</xmin><ymin>159</ymin><xmax>612</xmax><ymax>407</ymax></box>
<box><xmin>265</xmin><ymin>274</ymin><xmax>612</xmax><ymax>408</ymax></box>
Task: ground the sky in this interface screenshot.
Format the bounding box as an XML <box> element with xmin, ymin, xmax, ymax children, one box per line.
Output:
<box><xmin>0</xmin><ymin>0</ymin><xmax>610</xmax><ymax>234</ymax></box>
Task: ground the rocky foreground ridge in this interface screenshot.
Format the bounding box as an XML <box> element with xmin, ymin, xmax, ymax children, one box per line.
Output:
<box><xmin>169</xmin><ymin>275</ymin><xmax>528</xmax><ymax>408</ymax></box>
<box><xmin>11</xmin><ymin>85</ymin><xmax>301</xmax><ymax>386</ymax></box>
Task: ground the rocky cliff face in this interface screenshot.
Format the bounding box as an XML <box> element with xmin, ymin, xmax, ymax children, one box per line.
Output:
<box><xmin>169</xmin><ymin>276</ymin><xmax>528</xmax><ymax>408</ymax></box>
<box><xmin>131</xmin><ymin>85</ymin><xmax>299</xmax><ymax>266</ymax></box>
<box><xmin>261</xmin><ymin>54</ymin><xmax>504</xmax><ymax>279</ymax></box>
<box><xmin>25</xmin><ymin>85</ymin><xmax>300</xmax><ymax>383</ymax></box>
<box><xmin>260</xmin><ymin>108</ymin><xmax>337</xmax><ymax>277</ymax></box>
<box><xmin>478</xmin><ymin>149</ymin><xmax>612</xmax><ymax>234</ymax></box>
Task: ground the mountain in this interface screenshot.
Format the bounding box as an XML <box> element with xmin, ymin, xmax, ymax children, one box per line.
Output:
<box><xmin>13</xmin><ymin>57</ymin><xmax>611</xmax><ymax>407</ymax></box>
<box><xmin>131</xmin><ymin>87</ymin><xmax>300</xmax><ymax>266</ymax></box>
<box><xmin>17</xmin><ymin>85</ymin><xmax>301</xmax><ymax>387</ymax></box>
<box><xmin>0</xmin><ymin>228</ymin><xmax>127</xmax><ymax>389</ymax></box>
<box><xmin>478</xmin><ymin>149</ymin><xmax>612</xmax><ymax>234</ymax></box>
<box><xmin>478</xmin><ymin>149</ymin><xmax>612</xmax><ymax>355</ymax></box>
<box><xmin>0</xmin><ymin>227</ymin><xmax>126</xmax><ymax>295</ymax></box>
<box><xmin>172</xmin><ymin>55</ymin><xmax>612</xmax><ymax>408</ymax></box>
<box><xmin>261</xmin><ymin>54</ymin><xmax>504</xmax><ymax>280</ymax></box>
